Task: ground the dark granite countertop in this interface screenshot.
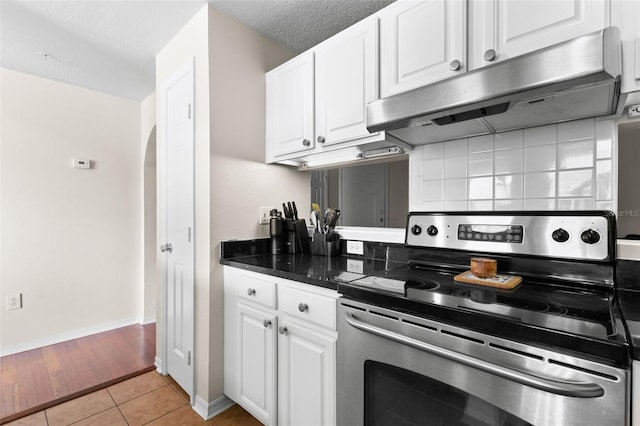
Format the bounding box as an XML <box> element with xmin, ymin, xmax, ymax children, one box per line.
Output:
<box><xmin>617</xmin><ymin>259</ymin><xmax>640</xmax><ymax>360</ymax></box>
<box><xmin>220</xmin><ymin>238</ymin><xmax>407</xmax><ymax>290</ymax></box>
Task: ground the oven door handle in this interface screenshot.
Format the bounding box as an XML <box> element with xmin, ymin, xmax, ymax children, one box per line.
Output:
<box><xmin>344</xmin><ymin>312</ymin><xmax>604</xmax><ymax>398</ymax></box>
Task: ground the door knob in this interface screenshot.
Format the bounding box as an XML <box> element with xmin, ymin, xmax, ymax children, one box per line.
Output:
<box><xmin>160</xmin><ymin>243</ymin><xmax>173</xmax><ymax>253</ymax></box>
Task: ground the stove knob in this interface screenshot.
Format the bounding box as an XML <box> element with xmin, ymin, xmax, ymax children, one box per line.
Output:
<box><xmin>581</xmin><ymin>229</ymin><xmax>601</xmax><ymax>244</ymax></box>
<box><xmin>426</xmin><ymin>225</ymin><xmax>438</xmax><ymax>237</ymax></box>
<box><xmin>551</xmin><ymin>228</ymin><xmax>570</xmax><ymax>243</ymax></box>
<box><xmin>411</xmin><ymin>225</ymin><xmax>422</xmax><ymax>235</ymax></box>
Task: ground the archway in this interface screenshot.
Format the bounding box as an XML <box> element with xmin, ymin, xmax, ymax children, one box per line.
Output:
<box><xmin>143</xmin><ymin>126</ymin><xmax>157</xmax><ymax>323</ymax></box>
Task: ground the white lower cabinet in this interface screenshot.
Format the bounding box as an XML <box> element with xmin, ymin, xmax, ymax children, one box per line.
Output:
<box><xmin>277</xmin><ymin>319</ymin><xmax>336</xmax><ymax>426</ymax></box>
<box><xmin>237</xmin><ymin>303</ymin><xmax>277</xmax><ymax>425</ymax></box>
<box><xmin>224</xmin><ymin>266</ymin><xmax>337</xmax><ymax>426</ymax></box>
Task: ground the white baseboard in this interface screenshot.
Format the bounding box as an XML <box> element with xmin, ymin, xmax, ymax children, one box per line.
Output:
<box><xmin>141</xmin><ymin>315</ymin><xmax>156</xmax><ymax>325</ymax></box>
<box><xmin>0</xmin><ymin>317</ymin><xmax>141</xmax><ymax>357</ymax></box>
<box><xmin>193</xmin><ymin>394</ymin><xmax>235</xmax><ymax>420</ymax></box>
<box><xmin>154</xmin><ymin>356</ymin><xmax>163</xmax><ymax>374</ymax></box>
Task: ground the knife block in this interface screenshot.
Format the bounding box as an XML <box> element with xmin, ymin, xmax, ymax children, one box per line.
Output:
<box><xmin>285</xmin><ymin>219</ymin><xmax>310</xmax><ymax>254</ymax></box>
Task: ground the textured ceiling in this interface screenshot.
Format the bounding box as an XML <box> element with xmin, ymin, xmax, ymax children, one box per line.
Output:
<box><xmin>0</xmin><ymin>0</ymin><xmax>394</xmax><ymax>101</ymax></box>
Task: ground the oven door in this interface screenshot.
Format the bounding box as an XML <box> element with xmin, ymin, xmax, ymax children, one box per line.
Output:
<box><xmin>337</xmin><ymin>299</ymin><xmax>629</xmax><ymax>426</ymax></box>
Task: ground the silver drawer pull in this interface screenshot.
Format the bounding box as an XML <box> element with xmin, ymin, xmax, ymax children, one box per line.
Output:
<box><xmin>344</xmin><ymin>312</ymin><xmax>604</xmax><ymax>398</ymax></box>
<box><xmin>263</xmin><ymin>319</ymin><xmax>272</xmax><ymax>328</ymax></box>
<box><xmin>483</xmin><ymin>49</ymin><xmax>497</xmax><ymax>62</ymax></box>
<box><xmin>449</xmin><ymin>59</ymin><xmax>461</xmax><ymax>71</ymax></box>
<box><xmin>298</xmin><ymin>303</ymin><xmax>309</xmax><ymax>312</ymax></box>
<box><xmin>278</xmin><ymin>325</ymin><xmax>288</xmax><ymax>335</ymax></box>
<box><xmin>247</xmin><ymin>288</ymin><xmax>256</xmax><ymax>296</ymax></box>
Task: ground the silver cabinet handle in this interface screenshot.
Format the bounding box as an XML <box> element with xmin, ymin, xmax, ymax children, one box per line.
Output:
<box><xmin>263</xmin><ymin>319</ymin><xmax>272</xmax><ymax>328</ymax></box>
<box><xmin>317</xmin><ymin>136</ymin><xmax>326</xmax><ymax>143</ymax></box>
<box><xmin>449</xmin><ymin>59</ymin><xmax>461</xmax><ymax>71</ymax></box>
<box><xmin>160</xmin><ymin>243</ymin><xmax>172</xmax><ymax>253</ymax></box>
<box><xmin>483</xmin><ymin>49</ymin><xmax>497</xmax><ymax>62</ymax></box>
<box><xmin>344</xmin><ymin>312</ymin><xmax>604</xmax><ymax>398</ymax></box>
<box><xmin>247</xmin><ymin>288</ymin><xmax>256</xmax><ymax>296</ymax></box>
<box><xmin>298</xmin><ymin>303</ymin><xmax>309</xmax><ymax>312</ymax></box>
<box><xmin>302</xmin><ymin>139</ymin><xmax>311</xmax><ymax>147</ymax></box>
<box><xmin>278</xmin><ymin>325</ymin><xmax>288</xmax><ymax>335</ymax></box>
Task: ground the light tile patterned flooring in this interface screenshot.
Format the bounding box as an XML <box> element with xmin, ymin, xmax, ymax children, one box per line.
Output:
<box><xmin>5</xmin><ymin>371</ymin><xmax>260</xmax><ymax>426</ymax></box>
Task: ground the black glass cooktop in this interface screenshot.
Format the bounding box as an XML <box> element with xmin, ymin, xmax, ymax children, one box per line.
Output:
<box><xmin>338</xmin><ymin>264</ymin><xmax>630</xmax><ymax>366</ymax></box>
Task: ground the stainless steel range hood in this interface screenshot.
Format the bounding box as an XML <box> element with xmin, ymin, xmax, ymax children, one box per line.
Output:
<box><xmin>367</xmin><ymin>27</ymin><xmax>622</xmax><ymax>145</ymax></box>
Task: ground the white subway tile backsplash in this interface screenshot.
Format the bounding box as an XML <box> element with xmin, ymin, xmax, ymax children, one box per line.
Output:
<box><xmin>409</xmin><ymin>118</ymin><xmax>615</xmax><ymax>213</ymax></box>
<box><xmin>494</xmin><ymin>199</ymin><xmax>524</xmax><ymax>210</ymax></box>
<box><xmin>468</xmin><ymin>135</ymin><xmax>494</xmax><ymax>153</ymax></box>
<box><xmin>422</xmin><ymin>180</ymin><xmax>444</xmax><ymax>202</ymax></box>
<box><xmin>444</xmin><ymin>178</ymin><xmax>467</xmax><ymax>200</ymax></box>
<box><xmin>444</xmin><ymin>139</ymin><xmax>468</xmax><ymax>157</ymax></box>
<box><xmin>469</xmin><ymin>176</ymin><xmax>494</xmax><ymax>200</ymax></box>
<box><xmin>557</xmin><ymin>140</ymin><xmax>594</xmax><ymax>170</ymax></box>
<box><xmin>495</xmin><ymin>129</ymin><xmax>524</xmax><ymax>150</ymax></box>
<box><xmin>495</xmin><ymin>174</ymin><xmax>524</xmax><ymax>199</ymax></box>
<box><xmin>524</xmin><ymin>172</ymin><xmax>556</xmax><ymax>198</ymax></box>
<box><xmin>524</xmin><ymin>198</ymin><xmax>557</xmax><ymax>210</ymax></box>
<box><xmin>557</xmin><ymin>169</ymin><xmax>593</xmax><ymax>197</ymax></box>
<box><xmin>444</xmin><ymin>200</ymin><xmax>467</xmax><ymax>211</ymax></box>
<box><xmin>524</xmin><ymin>124</ymin><xmax>556</xmax><ymax>146</ymax></box>
<box><xmin>596</xmin><ymin>159</ymin><xmax>612</xmax><ymax>200</ymax></box>
<box><xmin>596</xmin><ymin>138</ymin><xmax>612</xmax><ymax>159</ymax></box>
<box><xmin>423</xmin><ymin>142</ymin><xmax>444</xmax><ymax>159</ymax></box>
<box><xmin>468</xmin><ymin>200</ymin><xmax>493</xmax><ymax>211</ymax></box>
<box><xmin>524</xmin><ymin>144</ymin><xmax>556</xmax><ymax>172</ymax></box>
<box><xmin>444</xmin><ymin>155</ymin><xmax>467</xmax><ymax>178</ymax></box>
<box><xmin>557</xmin><ymin>118</ymin><xmax>594</xmax><ymax>142</ymax></box>
<box><xmin>468</xmin><ymin>152</ymin><xmax>493</xmax><ymax>176</ymax></box>
<box><xmin>423</xmin><ymin>158</ymin><xmax>444</xmax><ymax>180</ymax></box>
<box><xmin>495</xmin><ymin>148</ymin><xmax>523</xmax><ymax>175</ymax></box>
<box><xmin>557</xmin><ymin>198</ymin><xmax>595</xmax><ymax>210</ymax></box>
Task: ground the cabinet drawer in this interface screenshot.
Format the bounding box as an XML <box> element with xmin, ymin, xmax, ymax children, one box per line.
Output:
<box><xmin>236</xmin><ymin>273</ymin><xmax>277</xmax><ymax>309</ymax></box>
<box><xmin>279</xmin><ymin>285</ymin><xmax>336</xmax><ymax>330</ymax></box>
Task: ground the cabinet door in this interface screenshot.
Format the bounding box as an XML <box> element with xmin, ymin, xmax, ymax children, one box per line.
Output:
<box><xmin>379</xmin><ymin>0</ymin><xmax>467</xmax><ymax>98</ymax></box>
<box><xmin>278</xmin><ymin>320</ymin><xmax>336</xmax><ymax>426</ymax></box>
<box><xmin>612</xmin><ymin>0</ymin><xmax>640</xmax><ymax>94</ymax></box>
<box><xmin>469</xmin><ymin>0</ymin><xmax>609</xmax><ymax>70</ymax></box>
<box><xmin>237</xmin><ymin>303</ymin><xmax>277</xmax><ymax>426</ymax></box>
<box><xmin>266</xmin><ymin>52</ymin><xmax>315</xmax><ymax>162</ymax></box>
<box><xmin>316</xmin><ymin>17</ymin><xmax>380</xmax><ymax>146</ymax></box>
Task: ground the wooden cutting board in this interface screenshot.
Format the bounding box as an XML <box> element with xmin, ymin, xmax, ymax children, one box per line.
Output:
<box><xmin>454</xmin><ymin>270</ymin><xmax>523</xmax><ymax>290</ymax></box>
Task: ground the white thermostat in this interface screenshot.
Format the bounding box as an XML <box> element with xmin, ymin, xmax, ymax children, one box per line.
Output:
<box><xmin>73</xmin><ymin>158</ymin><xmax>91</xmax><ymax>169</ymax></box>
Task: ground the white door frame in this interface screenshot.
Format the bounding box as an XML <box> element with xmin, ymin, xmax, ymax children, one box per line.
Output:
<box><xmin>160</xmin><ymin>58</ymin><xmax>195</xmax><ymax>403</ymax></box>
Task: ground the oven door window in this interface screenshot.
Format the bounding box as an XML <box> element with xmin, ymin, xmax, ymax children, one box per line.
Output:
<box><xmin>365</xmin><ymin>361</ymin><xmax>531</xmax><ymax>426</ymax></box>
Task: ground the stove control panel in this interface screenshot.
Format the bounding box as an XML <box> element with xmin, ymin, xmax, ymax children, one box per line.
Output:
<box><xmin>405</xmin><ymin>212</ymin><xmax>613</xmax><ymax>261</ymax></box>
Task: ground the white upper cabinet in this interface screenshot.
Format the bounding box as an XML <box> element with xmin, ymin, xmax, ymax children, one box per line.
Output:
<box><xmin>266</xmin><ymin>52</ymin><xmax>315</xmax><ymax>160</ymax></box>
<box><xmin>316</xmin><ymin>17</ymin><xmax>380</xmax><ymax>146</ymax></box>
<box><xmin>612</xmin><ymin>0</ymin><xmax>640</xmax><ymax>94</ymax></box>
<box><xmin>469</xmin><ymin>0</ymin><xmax>610</xmax><ymax>70</ymax></box>
<box><xmin>379</xmin><ymin>0</ymin><xmax>467</xmax><ymax>98</ymax></box>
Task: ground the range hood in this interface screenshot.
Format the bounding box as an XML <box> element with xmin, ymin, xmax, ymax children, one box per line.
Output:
<box><xmin>367</xmin><ymin>27</ymin><xmax>622</xmax><ymax>145</ymax></box>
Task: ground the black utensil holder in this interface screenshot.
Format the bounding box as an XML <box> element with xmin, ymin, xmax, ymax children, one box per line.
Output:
<box><xmin>311</xmin><ymin>233</ymin><xmax>341</xmax><ymax>256</ymax></box>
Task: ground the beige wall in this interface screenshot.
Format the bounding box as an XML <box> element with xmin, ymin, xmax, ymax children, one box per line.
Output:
<box><xmin>0</xmin><ymin>68</ymin><xmax>142</xmax><ymax>355</ymax></box>
<box><xmin>141</xmin><ymin>92</ymin><xmax>157</xmax><ymax>324</ymax></box>
<box><xmin>208</xmin><ymin>6</ymin><xmax>309</xmax><ymax>400</ymax></box>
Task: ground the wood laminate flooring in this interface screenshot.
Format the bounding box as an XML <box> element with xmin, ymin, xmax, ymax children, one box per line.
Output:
<box><xmin>1</xmin><ymin>324</ymin><xmax>156</xmax><ymax>424</ymax></box>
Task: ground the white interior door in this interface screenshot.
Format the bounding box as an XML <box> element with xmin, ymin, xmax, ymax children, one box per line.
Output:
<box><xmin>339</xmin><ymin>164</ymin><xmax>387</xmax><ymax>227</ymax></box>
<box><xmin>161</xmin><ymin>60</ymin><xmax>194</xmax><ymax>399</ymax></box>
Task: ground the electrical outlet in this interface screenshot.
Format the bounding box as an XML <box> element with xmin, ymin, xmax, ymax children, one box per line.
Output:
<box><xmin>7</xmin><ymin>293</ymin><xmax>22</xmax><ymax>310</ymax></box>
<box><xmin>347</xmin><ymin>259</ymin><xmax>364</xmax><ymax>274</ymax></box>
<box><xmin>346</xmin><ymin>240</ymin><xmax>364</xmax><ymax>255</ymax></box>
<box><xmin>628</xmin><ymin>104</ymin><xmax>640</xmax><ymax>118</ymax></box>
<box><xmin>260</xmin><ymin>207</ymin><xmax>274</xmax><ymax>225</ymax></box>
